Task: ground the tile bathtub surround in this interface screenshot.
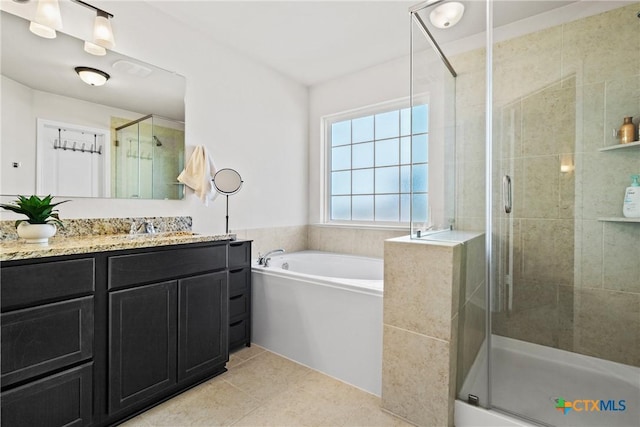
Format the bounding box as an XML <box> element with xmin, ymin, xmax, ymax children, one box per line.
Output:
<box><xmin>308</xmin><ymin>225</ymin><xmax>407</xmax><ymax>258</ymax></box>
<box><xmin>233</xmin><ymin>224</ymin><xmax>308</xmax><ymax>260</ymax></box>
<box><xmin>0</xmin><ymin>216</ymin><xmax>193</xmax><ymax>241</ymax></box>
<box><xmin>121</xmin><ymin>345</ymin><xmax>411</xmax><ymax>427</ymax></box>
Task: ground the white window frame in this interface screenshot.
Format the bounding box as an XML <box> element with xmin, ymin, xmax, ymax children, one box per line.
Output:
<box><xmin>321</xmin><ymin>95</ymin><xmax>430</xmax><ymax>227</ymax></box>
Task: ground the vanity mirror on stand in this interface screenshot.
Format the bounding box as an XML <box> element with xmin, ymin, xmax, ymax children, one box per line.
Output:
<box><xmin>212</xmin><ymin>169</ymin><xmax>243</xmax><ymax>235</ymax></box>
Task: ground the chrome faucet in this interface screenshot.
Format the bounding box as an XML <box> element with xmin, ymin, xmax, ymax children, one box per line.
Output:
<box><xmin>258</xmin><ymin>248</ymin><xmax>285</xmax><ymax>267</ymax></box>
<box><xmin>130</xmin><ymin>220</ymin><xmax>156</xmax><ymax>235</ymax></box>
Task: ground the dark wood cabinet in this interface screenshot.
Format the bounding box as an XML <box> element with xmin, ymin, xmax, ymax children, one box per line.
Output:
<box><xmin>228</xmin><ymin>240</ymin><xmax>252</xmax><ymax>351</ymax></box>
<box><xmin>1</xmin><ymin>296</ymin><xmax>94</xmax><ymax>387</ymax></box>
<box><xmin>178</xmin><ymin>271</ymin><xmax>228</xmax><ymax>381</ymax></box>
<box><xmin>1</xmin><ymin>239</ymin><xmax>232</xmax><ymax>427</ymax></box>
<box><xmin>109</xmin><ymin>281</ymin><xmax>178</xmax><ymax>413</ymax></box>
<box><xmin>1</xmin><ymin>363</ymin><xmax>93</xmax><ymax>427</ymax></box>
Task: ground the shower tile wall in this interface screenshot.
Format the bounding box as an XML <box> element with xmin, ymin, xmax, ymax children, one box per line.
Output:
<box><xmin>454</xmin><ymin>3</ymin><xmax>640</xmax><ymax>367</ymax></box>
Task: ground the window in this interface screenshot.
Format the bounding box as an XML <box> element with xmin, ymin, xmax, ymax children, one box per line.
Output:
<box><xmin>326</xmin><ymin>102</ymin><xmax>429</xmax><ymax>224</ymax></box>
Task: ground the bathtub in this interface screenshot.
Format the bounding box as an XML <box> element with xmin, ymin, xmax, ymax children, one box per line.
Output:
<box><xmin>252</xmin><ymin>250</ymin><xmax>383</xmax><ymax>395</ymax></box>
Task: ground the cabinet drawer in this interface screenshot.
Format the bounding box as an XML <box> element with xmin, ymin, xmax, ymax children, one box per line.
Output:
<box><xmin>228</xmin><ymin>241</ymin><xmax>251</xmax><ymax>268</ymax></box>
<box><xmin>229</xmin><ymin>268</ymin><xmax>250</xmax><ymax>297</ymax></box>
<box><xmin>229</xmin><ymin>293</ymin><xmax>249</xmax><ymax>320</ymax></box>
<box><xmin>1</xmin><ymin>258</ymin><xmax>94</xmax><ymax>310</ymax></box>
<box><xmin>229</xmin><ymin>318</ymin><xmax>250</xmax><ymax>349</ymax></box>
<box><xmin>1</xmin><ymin>363</ymin><xmax>93</xmax><ymax>427</ymax></box>
<box><xmin>108</xmin><ymin>244</ymin><xmax>226</xmax><ymax>290</ymax></box>
<box><xmin>1</xmin><ymin>296</ymin><xmax>94</xmax><ymax>387</ymax></box>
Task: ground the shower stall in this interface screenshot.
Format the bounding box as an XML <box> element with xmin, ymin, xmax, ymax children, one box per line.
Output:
<box><xmin>113</xmin><ymin>114</ymin><xmax>185</xmax><ymax>199</ymax></box>
<box><xmin>410</xmin><ymin>1</ymin><xmax>640</xmax><ymax>426</ymax></box>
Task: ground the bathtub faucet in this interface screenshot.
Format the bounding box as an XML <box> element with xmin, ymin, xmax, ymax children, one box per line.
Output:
<box><xmin>258</xmin><ymin>248</ymin><xmax>285</xmax><ymax>267</ymax></box>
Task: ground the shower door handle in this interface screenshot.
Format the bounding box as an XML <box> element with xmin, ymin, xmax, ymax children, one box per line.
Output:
<box><xmin>503</xmin><ymin>175</ymin><xmax>512</xmax><ymax>214</ymax></box>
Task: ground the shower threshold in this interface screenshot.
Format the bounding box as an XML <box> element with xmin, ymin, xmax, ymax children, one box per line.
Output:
<box><xmin>457</xmin><ymin>335</ymin><xmax>639</xmax><ymax>427</ymax></box>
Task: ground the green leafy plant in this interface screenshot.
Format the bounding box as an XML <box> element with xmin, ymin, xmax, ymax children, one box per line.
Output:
<box><xmin>0</xmin><ymin>195</ymin><xmax>69</xmax><ymax>228</ymax></box>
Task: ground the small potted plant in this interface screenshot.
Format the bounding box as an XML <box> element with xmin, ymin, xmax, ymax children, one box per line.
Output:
<box><xmin>0</xmin><ymin>195</ymin><xmax>69</xmax><ymax>243</ymax></box>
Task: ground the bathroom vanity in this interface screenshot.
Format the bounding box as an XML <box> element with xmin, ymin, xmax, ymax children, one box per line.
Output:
<box><xmin>0</xmin><ymin>232</ymin><xmax>252</xmax><ymax>426</ymax></box>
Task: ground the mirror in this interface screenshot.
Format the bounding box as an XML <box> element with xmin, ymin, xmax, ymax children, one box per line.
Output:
<box><xmin>213</xmin><ymin>169</ymin><xmax>243</xmax><ymax>195</ymax></box>
<box><xmin>213</xmin><ymin>168</ymin><xmax>243</xmax><ymax>234</ymax></box>
<box><xmin>0</xmin><ymin>10</ymin><xmax>186</xmax><ymax>199</ymax></box>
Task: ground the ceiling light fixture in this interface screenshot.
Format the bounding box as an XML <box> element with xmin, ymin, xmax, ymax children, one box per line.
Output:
<box><xmin>75</xmin><ymin>66</ymin><xmax>110</xmax><ymax>86</ymax></box>
<box><xmin>29</xmin><ymin>0</ymin><xmax>63</xmax><ymax>39</ymax></box>
<box><xmin>429</xmin><ymin>1</ymin><xmax>465</xmax><ymax>29</ymax></box>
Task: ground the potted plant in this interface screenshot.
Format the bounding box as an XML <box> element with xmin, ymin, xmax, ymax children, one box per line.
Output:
<box><xmin>0</xmin><ymin>195</ymin><xmax>69</xmax><ymax>243</ymax></box>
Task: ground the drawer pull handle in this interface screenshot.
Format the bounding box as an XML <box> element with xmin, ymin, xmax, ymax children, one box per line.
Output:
<box><xmin>230</xmin><ymin>320</ymin><xmax>243</xmax><ymax>327</ymax></box>
<box><xmin>230</xmin><ymin>294</ymin><xmax>243</xmax><ymax>300</ymax></box>
<box><xmin>230</xmin><ymin>242</ymin><xmax>244</xmax><ymax>247</ymax></box>
<box><xmin>229</xmin><ymin>268</ymin><xmax>244</xmax><ymax>274</ymax></box>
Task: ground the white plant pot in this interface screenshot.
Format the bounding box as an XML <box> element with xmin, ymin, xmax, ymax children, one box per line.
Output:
<box><xmin>16</xmin><ymin>223</ymin><xmax>57</xmax><ymax>244</ymax></box>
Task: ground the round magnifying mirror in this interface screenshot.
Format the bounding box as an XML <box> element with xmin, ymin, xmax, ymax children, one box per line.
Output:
<box><xmin>213</xmin><ymin>168</ymin><xmax>243</xmax><ymax>195</ymax></box>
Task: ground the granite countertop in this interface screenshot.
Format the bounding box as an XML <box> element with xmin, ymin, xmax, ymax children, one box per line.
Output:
<box><xmin>0</xmin><ymin>232</ymin><xmax>235</xmax><ymax>262</ymax></box>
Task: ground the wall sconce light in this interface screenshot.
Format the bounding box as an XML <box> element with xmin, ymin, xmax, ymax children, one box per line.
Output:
<box><xmin>84</xmin><ymin>41</ymin><xmax>106</xmax><ymax>56</ymax></box>
<box><xmin>72</xmin><ymin>0</ymin><xmax>116</xmax><ymax>52</ymax></box>
<box><xmin>429</xmin><ymin>1</ymin><xmax>465</xmax><ymax>29</ymax></box>
<box><xmin>560</xmin><ymin>154</ymin><xmax>574</xmax><ymax>173</ymax></box>
<box><xmin>29</xmin><ymin>0</ymin><xmax>63</xmax><ymax>39</ymax></box>
<box><xmin>23</xmin><ymin>0</ymin><xmax>115</xmax><ymax>54</ymax></box>
<box><xmin>75</xmin><ymin>66</ymin><xmax>110</xmax><ymax>86</ymax></box>
<box><xmin>91</xmin><ymin>9</ymin><xmax>115</xmax><ymax>49</ymax></box>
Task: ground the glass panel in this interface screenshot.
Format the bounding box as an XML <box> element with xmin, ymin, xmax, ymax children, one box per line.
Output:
<box><xmin>353</xmin><ymin>142</ymin><xmax>374</xmax><ymax>169</ymax></box>
<box><xmin>412</xmin><ymin>104</ymin><xmax>428</xmax><ymax>134</ymax></box>
<box><xmin>375</xmin><ymin>194</ymin><xmax>399</xmax><ymax>221</ymax></box>
<box><xmin>400</xmin><ymin>193</ymin><xmax>411</xmax><ymax>222</ymax></box>
<box><xmin>352</xmin><ymin>115</ymin><xmax>374</xmax><ymax>143</ymax></box>
<box><xmin>375</xmin><ymin>166</ymin><xmax>399</xmax><ymax>194</ymax></box>
<box><xmin>412</xmin><ymin>164</ymin><xmax>428</xmax><ymax>193</ymax></box>
<box><xmin>352</xmin><ymin>195</ymin><xmax>374</xmax><ymax>221</ymax></box>
<box><xmin>331</xmin><ymin>145</ymin><xmax>351</xmax><ymax>171</ymax></box>
<box><xmin>400</xmin><ymin>136</ymin><xmax>411</xmax><ymax>164</ymax></box>
<box><xmin>352</xmin><ymin>169</ymin><xmax>374</xmax><ymax>194</ymax></box>
<box><xmin>412</xmin><ymin>134</ymin><xmax>428</xmax><ymax>163</ymax></box>
<box><xmin>331</xmin><ymin>171</ymin><xmax>350</xmax><ymax>195</ymax></box>
<box><xmin>375</xmin><ymin>110</ymin><xmax>399</xmax><ymax>139</ymax></box>
<box><xmin>411</xmin><ymin>193</ymin><xmax>427</xmax><ymax>223</ymax></box>
<box><xmin>400</xmin><ymin>165</ymin><xmax>411</xmax><ymax>193</ymax></box>
<box><xmin>332</xmin><ymin>120</ymin><xmax>351</xmax><ymax>146</ymax></box>
<box><xmin>331</xmin><ymin>196</ymin><xmax>350</xmax><ymax>220</ymax></box>
<box><xmin>400</xmin><ymin>108</ymin><xmax>411</xmax><ymax>136</ymax></box>
<box><xmin>375</xmin><ymin>138</ymin><xmax>399</xmax><ymax>167</ymax></box>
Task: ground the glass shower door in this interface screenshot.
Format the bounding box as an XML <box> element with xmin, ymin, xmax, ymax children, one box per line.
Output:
<box><xmin>489</xmin><ymin>2</ymin><xmax>640</xmax><ymax>426</ymax></box>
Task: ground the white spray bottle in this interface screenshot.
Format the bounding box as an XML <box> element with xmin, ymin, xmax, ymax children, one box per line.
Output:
<box><xmin>623</xmin><ymin>175</ymin><xmax>640</xmax><ymax>218</ymax></box>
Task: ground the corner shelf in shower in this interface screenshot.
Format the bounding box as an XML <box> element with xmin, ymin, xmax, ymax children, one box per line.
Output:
<box><xmin>597</xmin><ymin>217</ymin><xmax>640</xmax><ymax>223</ymax></box>
<box><xmin>598</xmin><ymin>140</ymin><xmax>640</xmax><ymax>151</ymax></box>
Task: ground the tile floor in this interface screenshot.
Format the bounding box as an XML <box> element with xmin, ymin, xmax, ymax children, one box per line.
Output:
<box><xmin>121</xmin><ymin>345</ymin><xmax>412</xmax><ymax>427</ymax></box>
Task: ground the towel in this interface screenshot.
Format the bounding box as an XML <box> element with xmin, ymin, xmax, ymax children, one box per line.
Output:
<box><xmin>177</xmin><ymin>145</ymin><xmax>218</xmax><ymax>206</ymax></box>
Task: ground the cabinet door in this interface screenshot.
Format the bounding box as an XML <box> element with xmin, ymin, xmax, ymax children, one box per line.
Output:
<box><xmin>109</xmin><ymin>281</ymin><xmax>177</xmax><ymax>413</ymax></box>
<box><xmin>178</xmin><ymin>272</ymin><xmax>228</xmax><ymax>382</ymax></box>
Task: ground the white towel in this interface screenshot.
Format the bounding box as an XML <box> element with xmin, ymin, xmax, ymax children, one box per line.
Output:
<box><xmin>177</xmin><ymin>145</ymin><xmax>218</xmax><ymax>206</ymax></box>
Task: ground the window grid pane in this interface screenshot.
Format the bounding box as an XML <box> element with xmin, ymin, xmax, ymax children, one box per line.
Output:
<box><xmin>329</xmin><ymin>104</ymin><xmax>428</xmax><ymax>223</ymax></box>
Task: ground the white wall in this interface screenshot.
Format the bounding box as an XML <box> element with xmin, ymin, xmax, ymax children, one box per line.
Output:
<box><xmin>1</xmin><ymin>1</ymin><xmax>309</xmax><ymax>234</ymax></box>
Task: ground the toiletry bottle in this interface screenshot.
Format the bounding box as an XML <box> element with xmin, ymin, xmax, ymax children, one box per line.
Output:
<box><xmin>623</xmin><ymin>175</ymin><xmax>640</xmax><ymax>218</ymax></box>
<box><xmin>619</xmin><ymin>117</ymin><xmax>636</xmax><ymax>144</ymax></box>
